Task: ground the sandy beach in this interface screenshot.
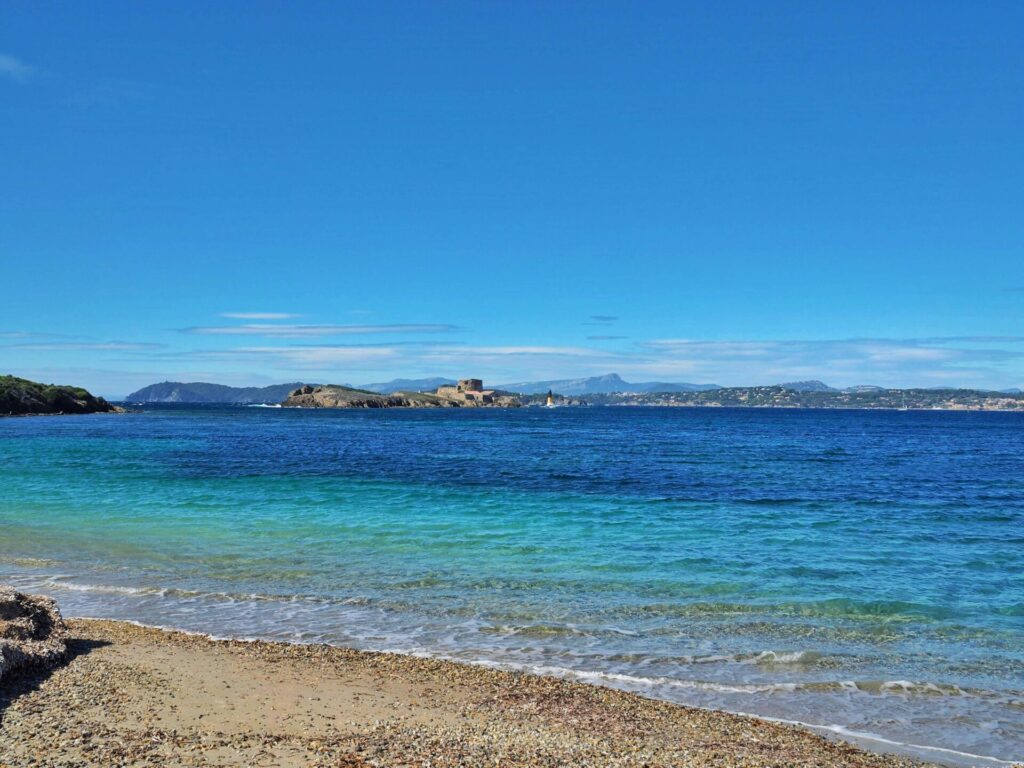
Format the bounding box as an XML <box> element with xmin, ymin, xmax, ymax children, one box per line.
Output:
<box><xmin>0</xmin><ymin>618</ymin><xmax>938</xmax><ymax>768</ymax></box>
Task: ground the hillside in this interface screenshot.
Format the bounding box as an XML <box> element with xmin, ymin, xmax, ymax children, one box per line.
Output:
<box><xmin>500</xmin><ymin>373</ymin><xmax>720</xmax><ymax>395</ymax></box>
<box><xmin>0</xmin><ymin>375</ymin><xmax>122</xmax><ymax>416</ymax></box>
<box><xmin>126</xmin><ymin>382</ymin><xmax>309</xmax><ymax>404</ymax></box>
<box><xmin>360</xmin><ymin>377</ymin><xmax>456</xmax><ymax>394</ymax></box>
<box><xmin>537</xmin><ymin>386</ymin><xmax>1024</xmax><ymax>410</ymax></box>
<box><xmin>777</xmin><ymin>380</ymin><xmax>836</xmax><ymax>392</ymax></box>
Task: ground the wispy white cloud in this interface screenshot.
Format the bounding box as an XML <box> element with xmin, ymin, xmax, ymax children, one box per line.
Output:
<box><xmin>220</xmin><ymin>312</ymin><xmax>302</xmax><ymax>320</ymax></box>
<box><xmin>413</xmin><ymin>345</ymin><xmax>627</xmax><ymax>381</ymax></box>
<box><xmin>212</xmin><ymin>345</ymin><xmax>401</xmax><ymax>368</ymax></box>
<box><xmin>0</xmin><ymin>54</ymin><xmax>32</xmax><ymax>84</ymax></box>
<box><xmin>438</xmin><ymin>346</ymin><xmax>599</xmax><ymax>356</ymax></box>
<box><xmin>1</xmin><ymin>341</ymin><xmax>165</xmax><ymax>351</ymax></box>
<box><xmin>89</xmin><ymin>336</ymin><xmax>1024</xmax><ymax>387</ymax></box>
<box><xmin>628</xmin><ymin>337</ymin><xmax>1024</xmax><ymax>386</ymax></box>
<box><xmin>11</xmin><ymin>331</ymin><xmax>1022</xmax><ymax>392</ymax></box>
<box><xmin>181</xmin><ymin>323</ymin><xmax>458</xmax><ymax>338</ymax></box>
<box><xmin>0</xmin><ymin>330</ymin><xmax>81</xmax><ymax>340</ymax></box>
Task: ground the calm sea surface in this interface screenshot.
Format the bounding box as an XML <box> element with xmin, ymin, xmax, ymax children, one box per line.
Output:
<box><xmin>1</xmin><ymin>406</ymin><xmax>1022</xmax><ymax>765</ymax></box>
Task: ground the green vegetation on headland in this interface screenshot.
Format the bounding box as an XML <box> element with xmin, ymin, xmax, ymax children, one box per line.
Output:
<box><xmin>0</xmin><ymin>375</ymin><xmax>122</xmax><ymax>416</ymax></box>
<box><xmin>527</xmin><ymin>385</ymin><xmax>1024</xmax><ymax>410</ymax></box>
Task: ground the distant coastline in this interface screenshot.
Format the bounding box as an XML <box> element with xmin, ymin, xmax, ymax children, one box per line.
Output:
<box><xmin>118</xmin><ymin>375</ymin><xmax>1024</xmax><ymax>412</ymax></box>
<box><xmin>530</xmin><ymin>386</ymin><xmax>1024</xmax><ymax>411</ymax></box>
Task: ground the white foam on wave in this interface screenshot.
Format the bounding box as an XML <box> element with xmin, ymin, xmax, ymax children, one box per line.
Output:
<box><xmin>732</xmin><ymin>711</ymin><xmax>1019</xmax><ymax>767</ymax></box>
<box><xmin>46</xmin><ymin>577</ymin><xmax>158</xmax><ymax>596</ymax></box>
<box><xmin>622</xmin><ymin>649</ymin><xmax>824</xmax><ymax>666</ymax></box>
<box><xmin>71</xmin><ymin>616</ymin><xmax>267</xmax><ymax>645</ymax></box>
<box><xmin>751</xmin><ymin>649</ymin><xmax>821</xmax><ymax>664</ymax></box>
<box><xmin>41</xmin><ymin>576</ymin><xmax>369</xmax><ymax>607</ymax></box>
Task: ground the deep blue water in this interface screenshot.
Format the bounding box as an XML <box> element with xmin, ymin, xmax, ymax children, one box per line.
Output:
<box><xmin>1</xmin><ymin>405</ymin><xmax>1022</xmax><ymax>765</ymax></box>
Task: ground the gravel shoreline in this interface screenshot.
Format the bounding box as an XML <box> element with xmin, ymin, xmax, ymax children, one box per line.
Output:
<box><xmin>0</xmin><ymin>618</ymin><xmax>939</xmax><ymax>767</ymax></box>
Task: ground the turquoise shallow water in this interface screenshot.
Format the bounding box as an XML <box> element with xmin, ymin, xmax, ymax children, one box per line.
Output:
<box><xmin>1</xmin><ymin>405</ymin><xmax>1022</xmax><ymax>765</ymax></box>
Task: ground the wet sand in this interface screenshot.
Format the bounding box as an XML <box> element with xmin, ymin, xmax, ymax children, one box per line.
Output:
<box><xmin>0</xmin><ymin>618</ymin><xmax>935</xmax><ymax>767</ymax></box>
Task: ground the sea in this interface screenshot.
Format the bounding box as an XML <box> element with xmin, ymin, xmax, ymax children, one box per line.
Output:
<box><xmin>1</xmin><ymin>405</ymin><xmax>1021</xmax><ymax>766</ymax></box>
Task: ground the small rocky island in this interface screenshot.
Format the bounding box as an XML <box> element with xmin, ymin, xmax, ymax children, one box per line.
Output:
<box><xmin>283</xmin><ymin>378</ymin><xmax>521</xmax><ymax>409</ymax></box>
<box><xmin>0</xmin><ymin>375</ymin><xmax>123</xmax><ymax>416</ymax></box>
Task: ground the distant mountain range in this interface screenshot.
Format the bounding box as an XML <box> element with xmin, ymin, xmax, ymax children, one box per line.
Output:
<box><xmin>498</xmin><ymin>373</ymin><xmax>721</xmax><ymax>395</ymax></box>
<box><xmin>125</xmin><ymin>382</ymin><xmax>310</xmax><ymax>404</ymax></box>
<box><xmin>360</xmin><ymin>377</ymin><xmax>456</xmax><ymax>394</ymax></box>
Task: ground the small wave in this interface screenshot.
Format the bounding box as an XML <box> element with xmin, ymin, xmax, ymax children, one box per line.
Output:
<box><xmin>480</xmin><ymin>622</ymin><xmax>640</xmax><ymax>639</ymax></box>
<box><xmin>480</xmin><ymin>623</ymin><xmax>588</xmax><ymax>638</ymax></box>
<box><xmin>0</xmin><ymin>556</ymin><xmax>60</xmax><ymax>568</ymax></box>
<box><xmin>48</xmin><ymin>579</ymin><xmax>158</xmax><ymax>596</ymax></box>
<box><xmin>617</xmin><ymin>597</ymin><xmax>951</xmax><ymax>622</ymax></box>
<box><xmin>472</xmin><ymin>662</ymin><xmax>1014</xmax><ymax>702</ymax></box>
<box><xmin>749</xmin><ymin>649</ymin><xmax>824</xmax><ymax>665</ymax></box>
<box><xmin>731</xmin><ymin>712</ymin><xmax>1019</xmax><ymax>767</ymax></box>
<box><xmin>40</xmin><ymin>577</ymin><xmax>370</xmax><ymax>608</ymax></box>
<box><xmin>246</xmin><ymin>403</ymin><xmax>282</xmax><ymax>408</ymax></box>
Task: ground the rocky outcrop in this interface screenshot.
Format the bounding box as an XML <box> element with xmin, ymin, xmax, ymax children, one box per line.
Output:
<box><xmin>282</xmin><ymin>383</ymin><xmax>521</xmax><ymax>409</ymax></box>
<box><xmin>0</xmin><ymin>586</ymin><xmax>68</xmax><ymax>681</ymax></box>
<box><xmin>283</xmin><ymin>385</ymin><xmax>462</xmax><ymax>409</ymax></box>
<box><xmin>1</xmin><ymin>375</ymin><xmax>123</xmax><ymax>416</ymax></box>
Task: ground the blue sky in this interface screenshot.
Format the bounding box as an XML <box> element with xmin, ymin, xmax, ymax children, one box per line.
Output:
<box><xmin>2</xmin><ymin>2</ymin><xmax>1022</xmax><ymax>397</ymax></box>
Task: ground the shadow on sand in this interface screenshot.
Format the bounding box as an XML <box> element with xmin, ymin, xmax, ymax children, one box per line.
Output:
<box><xmin>0</xmin><ymin>637</ymin><xmax>111</xmax><ymax>723</ymax></box>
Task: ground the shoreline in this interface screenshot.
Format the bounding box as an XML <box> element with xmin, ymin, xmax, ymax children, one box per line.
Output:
<box><xmin>0</xmin><ymin>617</ymin><xmax>949</xmax><ymax>768</ymax></box>
<box><xmin>73</xmin><ymin>617</ymin><xmax>1018</xmax><ymax>768</ymax></box>
<box><xmin>70</xmin><ymin>617</ymin><xmax>1023</xmax><ymax>768</ymax></box>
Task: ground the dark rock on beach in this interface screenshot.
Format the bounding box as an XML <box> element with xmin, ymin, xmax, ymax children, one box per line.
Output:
<box><xmin>0</xmin><ymin>586</ymin><xmax>68</xmax><ymax>681</ymax></box>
